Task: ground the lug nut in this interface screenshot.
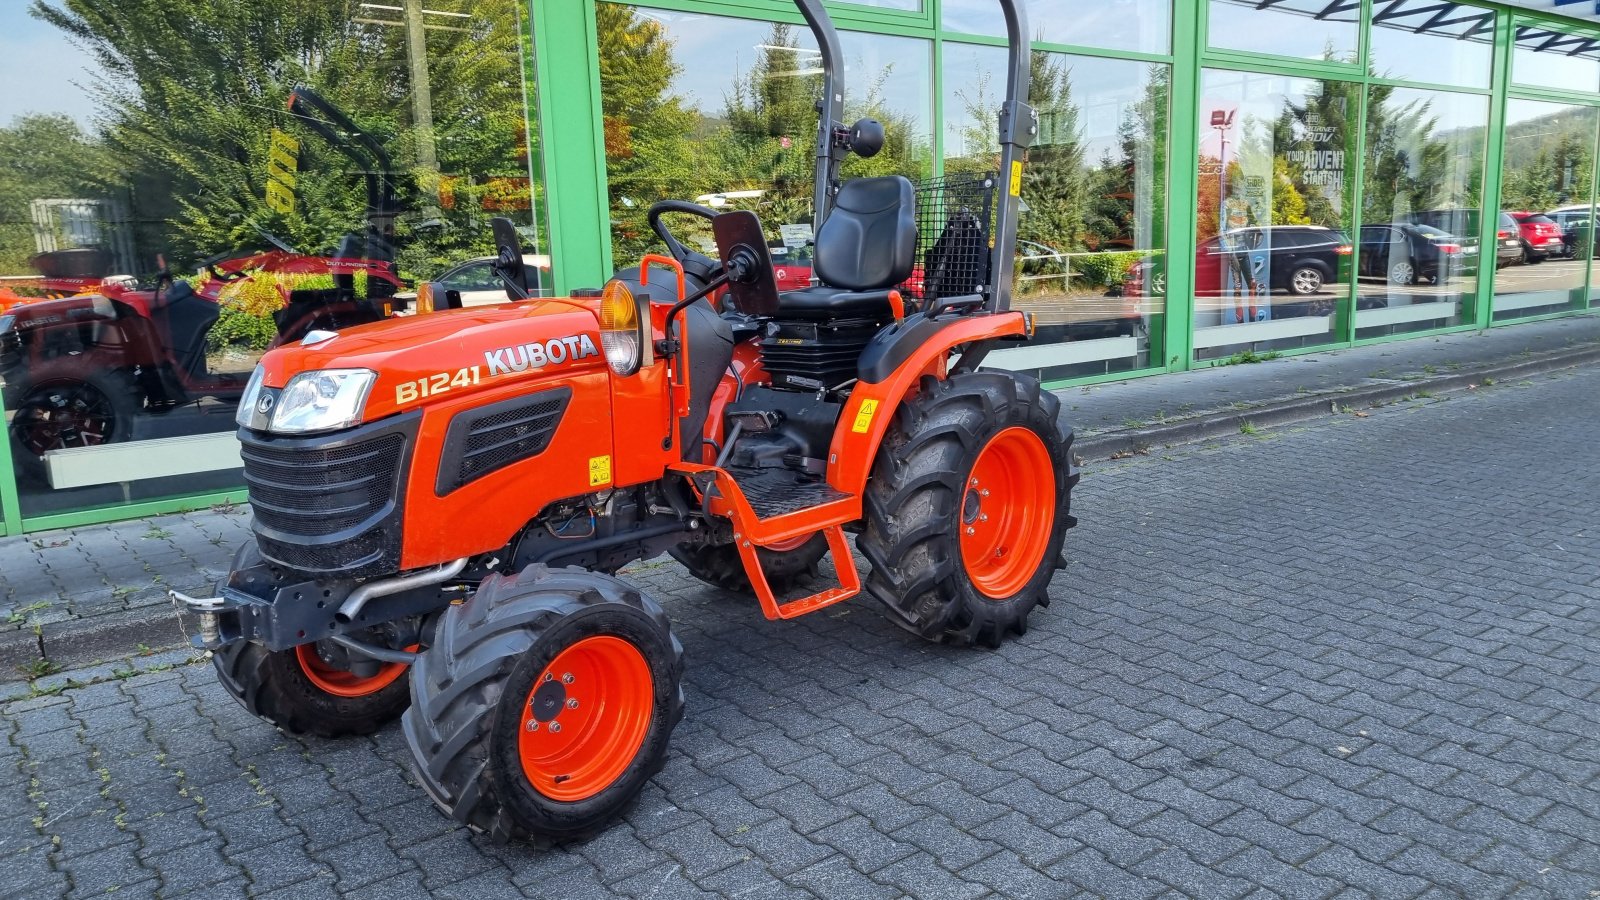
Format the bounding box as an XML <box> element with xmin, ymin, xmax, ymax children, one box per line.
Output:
<box><xmin>561</xmin><ymin>673</ymin><xmax>574</xmax><ymax>685</ymax></box>
<box><xmin>526</xmin><ymin>720</ymin><xmax>539</xmax><ymax>732</ymax></box>
<box><xmin>970</xmin><ymin>477</ymin><xmax>979</xmax><ymax>486</ymax></box>
<box><xmin>980</xmin><ymin>489</ymin><xmax>990</xmax><ymax>497</ymax></box>
<box><xmin>966</xmin><ymin>527</ymin><xmax>976</xmax><ymax>535</ymax></box>
<box><xmin>566</xmin><ymin>699</ymin><xmax>579</xmax><ymax>710</ymax></box>
<box><xmin>979</xmin><ymin>514</ymin><xmax>989</xmax><ymax>522</ymax></box>
<box><xmin>543</xmin><ymin>672</ymin><xmax>553</xmax><ymax>682</ymax></box>
<box><xmin>549</xmin><ymin>722</ymin><xmax>562</xmax><ymax>733</ymax></box>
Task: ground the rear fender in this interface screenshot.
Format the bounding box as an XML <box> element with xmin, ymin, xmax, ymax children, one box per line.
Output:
<box><xmin>826</xmin><ymin>311</ymin><xmax>1026</xmax><ymax>496</ymax></box>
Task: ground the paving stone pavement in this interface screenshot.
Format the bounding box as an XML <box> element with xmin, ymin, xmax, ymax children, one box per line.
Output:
<box><xmin>2</xmin><ymin>367</ymin><xmax>1598</xmax><ymax>898</ymax></box>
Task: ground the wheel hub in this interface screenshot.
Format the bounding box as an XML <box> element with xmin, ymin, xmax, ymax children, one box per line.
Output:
<box><xmin>959</xmin><ymin>427</ymin><xmax>1056</xmax><ymax>600</ymax></box>
<box><xmin>517</xmin><ymin>636</ymin><xmax>653</xmax><ymax>802</ymax></box>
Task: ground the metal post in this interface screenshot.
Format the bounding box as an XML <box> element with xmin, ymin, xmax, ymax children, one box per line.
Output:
<box><xmin>988</xmin><ymin>0</ymin><xmax>1036</xmax><ymax>313</ymax></box>
<box><xmin>794</xmin><ymin>0</ymin><xmax>845</xmax><ymax>230</ymax></box>
<box><xmin>403</xmin><ymin>0</ymin><xmax>440</xmax><ymax>206</ymax></box>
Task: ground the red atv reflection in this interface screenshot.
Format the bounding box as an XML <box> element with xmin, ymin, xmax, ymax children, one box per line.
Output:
<box><xmin>1</xmin><ymin>248</ymin><xmax>405</xmax><ymax>474</ymax></box>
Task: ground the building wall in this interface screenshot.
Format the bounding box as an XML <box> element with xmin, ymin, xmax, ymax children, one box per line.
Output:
<box><xmin>1</xmin><ymin>0</ymin><xmax>1597</xmax><ymax>534</ymax></box>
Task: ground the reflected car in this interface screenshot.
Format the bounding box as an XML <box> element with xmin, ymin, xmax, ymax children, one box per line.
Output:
<box><xmin>1193</xmin><ymin>225</ymin><xmax>1353</xmax><ymax>300</ymax></box>
<box><xmin>1507</xmin><ymin>212</ymin><xmax>1566</xmax><ymax>263</ymax></box>
<box><xmin>1404</xmin><ymin>210</ymin><xmax>1522</xmax><ymax>269</ymax></box>
<box><xmin>1545</xmin><ymin>206</ymin><xmax>1597</xmax><ymax>258</ymax></box>
<box><xmin>1358</xmin><ymin>224</ymin><xmax>1468</xmax><ymax>286</ymax></box>
<box><xmin>434</xmin><ymin>255</ymin><xmax>550</xmax><ymax>307</ymax></box>
<box><xmin>769</xmin><ymin>245</ymin><xmax>813</xmax><ymax>292</ymax></box>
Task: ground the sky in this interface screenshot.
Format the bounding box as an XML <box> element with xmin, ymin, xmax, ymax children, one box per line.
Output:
<box><xmin>0</xmin><ymin>2</ymin><xmax>104</xmax><ymax>128</ymax></box>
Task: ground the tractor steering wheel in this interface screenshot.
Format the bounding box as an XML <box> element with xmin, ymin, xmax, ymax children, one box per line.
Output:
<box><xmin>647</xmin><ymin>200</ymin><xmax>719</xmax><ymax>265</ymax></box>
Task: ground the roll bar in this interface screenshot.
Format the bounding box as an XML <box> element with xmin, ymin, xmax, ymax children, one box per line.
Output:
<box><xmin>792</xmin><ymin>0</ymin><xmax>1034</xmax><ymax>312</ymax></box>
<box><xmin>286</xmin><ymin>85</ymin><xmax>404</xmax><ymax>233</ymax></box>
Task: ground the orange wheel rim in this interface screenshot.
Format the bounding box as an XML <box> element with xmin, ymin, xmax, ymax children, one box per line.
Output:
<box><xmin>294</xmin><ymin>643</ymin><xmax>412</xmax><ymax>698</ymax></box>
<box><xmin>517</xmin><ymin>635</ymin><xmax>654</xmax><ymax>802</ymax></box>
<box><xmin>959</xmin><ymin>426</ymin><xmax>1055</xmax><ymax>600</ymax></box>
<box><xmin>764</xmin><ymin>535</ymin><xmax>811</xmax><ymax>552</ymax></box>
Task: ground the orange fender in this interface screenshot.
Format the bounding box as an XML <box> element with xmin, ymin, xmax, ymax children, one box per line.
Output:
<box><xmin>827</xmin><ymin>311</ymin><xmax>1028</xmax><ymax>496</ymax></box>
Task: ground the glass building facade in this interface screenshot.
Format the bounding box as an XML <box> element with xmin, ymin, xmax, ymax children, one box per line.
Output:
<box><xmin>2</xmin><ymin>0</ymin><xmax>1598</xmax><ymax>535</ymax></box>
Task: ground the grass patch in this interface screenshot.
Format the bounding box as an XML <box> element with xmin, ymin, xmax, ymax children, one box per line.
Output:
<box><xmin>1239</xmin><ymin>421</ymin><xmax>1260</xmax><ymax>436</ymax></box>
<box><xmin>1221</xmin><ymin>349</ymin><xmax>1282</xmax><ymax>366</ymax></box>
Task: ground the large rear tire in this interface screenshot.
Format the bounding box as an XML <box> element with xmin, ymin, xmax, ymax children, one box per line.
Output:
<box><xmin>402</xmin><ymin>565</ymin><xmax>684</xmax><ymax>846</ymax></box>
<box><xmin>860</xmin><ymin>372</ymin><xmax>1077</xmax><ymax>648</ymax></box>
<box><xmin>669</xmin><ymin>534</ymin><xmax>828</xmax><ymax>593</ymax></box>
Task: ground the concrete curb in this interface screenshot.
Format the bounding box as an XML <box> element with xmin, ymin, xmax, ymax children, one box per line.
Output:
<box><xmin>6</xmin><ymin>339</ymin><xmax>1599</xmax><ymax>684</ymax></box>
<box><xmin>1074</xmin><ymin>341</ymin><xmax>1600</xmax><ymax>461</ymax></box>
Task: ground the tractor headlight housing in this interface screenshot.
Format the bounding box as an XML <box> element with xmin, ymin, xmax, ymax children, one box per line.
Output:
<box><xmin>599</xmin><ymin>280</ymin><xmax>651</xmax><ymax>377</ymax></box>
<box><xmin>235</xmin><ymin>365</ymin><xmax>267</xmax><ymax>428</ymax></box>
<box><xmin>268</xmin><ymin>369</ymin><xmax>378</xmax><ymax>434</ymax></box>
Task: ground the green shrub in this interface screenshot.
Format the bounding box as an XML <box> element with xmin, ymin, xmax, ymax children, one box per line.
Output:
<box><xmin>208</xmin><ymin>306</ymin><xmax>278</xmax><ymax>353</ymax></box>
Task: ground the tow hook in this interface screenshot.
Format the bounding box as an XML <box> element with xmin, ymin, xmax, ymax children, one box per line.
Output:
<box><xmin>170</xmin><ymin>590</ymin><xmax>226</xmax><ymax>646</ymax></box>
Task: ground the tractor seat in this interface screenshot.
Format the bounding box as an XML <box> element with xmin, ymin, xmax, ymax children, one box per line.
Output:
<box><xmin>775</xmin><ymin>176</ymin><xmax>915</xmax><ymax>321</ymax></box>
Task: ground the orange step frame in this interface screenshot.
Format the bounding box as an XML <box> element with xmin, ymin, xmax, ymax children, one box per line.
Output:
<box><xmin>669</xmin><ymin>462</ymin><xmax>862</xmax><ymax>620</ymax></box>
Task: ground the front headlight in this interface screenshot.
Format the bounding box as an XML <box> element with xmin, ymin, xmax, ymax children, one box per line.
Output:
<box><xmin>599</xmin><ymin>280</ymin><xmax>650</xmax><ymax>377</ymax></box>
<box><xmin>235</xmin><ymin>365</ymin><xmax>266</xmax><ymax>428</ymax></box>
<box><xmin>270</xmin><ymin>369</ymin><xmax>377</xmax><ymax>434</ymax></box>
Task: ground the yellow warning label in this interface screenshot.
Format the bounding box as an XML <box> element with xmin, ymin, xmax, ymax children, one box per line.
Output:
<box><xmin>1010</xmin><ymin>160</ymin><xmax>1024</xmax><ymax>197</ymax></box>
<box><xmin>589</xmin><ymin>455</ymin><xmax>612</xmax><ymax>487</ymax></box>
<box><xmin>851</xmin><ymin>399</ymin><xmax>880</xmax><ymax>434</ymax></box>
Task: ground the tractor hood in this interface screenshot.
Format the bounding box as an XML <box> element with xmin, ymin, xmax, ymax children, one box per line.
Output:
<box><xmin>254</xmin><ymin>298</ymin><xmax>605</xmax><ymax>423</ymax></box>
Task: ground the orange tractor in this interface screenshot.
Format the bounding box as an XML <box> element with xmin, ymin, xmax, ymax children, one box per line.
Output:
<box><xmin>174</xmin><ymin>0</ymin><xmax>1075</xmax><ymax>846</ymax></box>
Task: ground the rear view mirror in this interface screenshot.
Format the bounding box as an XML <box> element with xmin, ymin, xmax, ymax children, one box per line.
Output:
<box><xmin>490</xmin><ymin>217</ymin><xmax>535</xmax><ymax>300</ymax></box>
<box><xmin>712</xmin><ymin>210</ymin><xmax>780</xmax><ymax>318</ymax></box>
<box><xmin>849</xmin><ymin>118</ymin><xmax>885</xmax><ymax>159</ymax></box>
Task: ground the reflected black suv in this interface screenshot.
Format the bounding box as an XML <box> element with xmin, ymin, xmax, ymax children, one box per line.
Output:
<box><xmin>1404</xmin><ymin>209</ymin><xmax>1521</xmax><ymax>269</ymax></box>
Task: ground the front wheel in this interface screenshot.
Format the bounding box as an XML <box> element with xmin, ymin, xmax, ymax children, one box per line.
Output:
<box><xmin>860</xmin><ymin>372</ymin><xmax>1077</xmax><ymax>648</ymax></box>
<box><xmin>402</xmin><ymin>566</ymin><xmax>684</xmax><ymax>846</ymax></box>
<box><xmin>211</xmin><ymin>539</ymin><xmax>415</xmax><ymax>737</ymax></box>
<box><xmin>213</xmin><ymin>639</ymin><xmax>413</xmax><ymax>737</ymax></box>
<box><xmin>1287</xmin><ymin>265</ymin><xmax>1324</xmax><ymax>296</ymax></box>
<box><xmin>1388</xmin><ymin>260</ymin><xmax>1416</xmax><ymax>286</ymax></box>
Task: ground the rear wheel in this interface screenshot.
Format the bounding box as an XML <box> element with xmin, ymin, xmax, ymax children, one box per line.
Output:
<box><xmin>1388</xmin><ymin>260</ymin><xmax>1416</xmax><ymax>286</ymax></box>
<box><xmin>669</xmin><ymin>534</ymin><xmax>828</xmax><ymax>593</ymax></box>
<box><xmin>403</xmin><ymin>565</ymin><xmax>684</xmax><ymax>846</ymax></box>
<box><xmin>8</xmin><ymin>372</ymin><xmax>140</xmax><ymax>481</ymax></box>
<box><xmin>860</xmin><ymin>372</ymin><xmax>1077</xmax><ymax>648</ymax></box>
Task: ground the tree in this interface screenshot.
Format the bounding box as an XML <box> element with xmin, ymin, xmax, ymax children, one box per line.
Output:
<box><xmin>0</xmin><ymin>115</ymin><xmax>115</xmax><ymax>274</ymax></box>
<box><xmin>30</xmin><ymin>0</ymin><xmax>532</xmax><ymax>278</ymax></box>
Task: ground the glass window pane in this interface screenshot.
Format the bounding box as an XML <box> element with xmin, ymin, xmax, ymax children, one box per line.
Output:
<box><xmin>941</xmin><ymin>0</ymin><xmax>1171</xmax><ymax>56</ymax></box>
<box><xmin>1493</xmin><ymin>99</ymin><xmax>1596</xmax><ymax>320</ymax></box>
<box><xmin>1368</xmin><ymin>1</ymin><xmax>1494</xmax><ymax>90</ymax></box>
<box><xmin>944</xmin><ymin>44</ymin><xmax>1169</xmax><ymax>381</ymax></box>
<box><xmin>1513</xmin><ymin>26</ymin><xmax>1600</xmax><ymax>93</ymax></box>
<box><xmin>597</xmin><ymin>5</ymin><xmax>933</xmax><ymax>262</ymax></box>
<box><xmin>1207</xmin><ymin>0</ymin><xmax>1359</xmax><ymax>63</ymax></box>
<box><xmin>1194</xmin><ymin>70</ymin><xmax>1358</xmax><ymax>359</ymax></box>
<box><xmin>2</xmin><ymin>0</ymin><xmax>542</xmax><ymax>518</ymax></box>
<box><xmin>1357</xmin><ymin>87</ymin><xmax>1488</xmax><ymax>339</ymax></box>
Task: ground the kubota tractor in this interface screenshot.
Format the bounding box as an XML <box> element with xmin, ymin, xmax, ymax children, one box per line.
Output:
<box><xmin>173</xmin><ymin>0</ymin><xmax>1076</xmax><ymax>846</ymax></box>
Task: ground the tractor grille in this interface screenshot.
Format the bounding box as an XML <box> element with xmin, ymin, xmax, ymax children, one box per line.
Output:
<box><xmin>437</xmin><ymin>388</ymin><xmax>569</xmax><ymax>494</ymax></box>
<box><xmin>240</xmin><ymin>412</ymin><xmax>417</xmax><ymax>578</ymax></box>
<box><xmin>242</xmin><ymin>434</ymin><xmax>404</xmax><ymax>536</ymax></box>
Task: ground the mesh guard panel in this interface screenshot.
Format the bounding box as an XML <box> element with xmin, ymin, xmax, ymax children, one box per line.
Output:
<box><xmin>902</xmin><ymin>174</ymin><xmax>998</xmax><ymax>308</ymax></box>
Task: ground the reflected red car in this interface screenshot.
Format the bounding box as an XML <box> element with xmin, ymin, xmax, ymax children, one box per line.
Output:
<box><xmin>1508</xmin><ymin>212</ymin><xmax>1566</xmax><ymax>263</ymax></box>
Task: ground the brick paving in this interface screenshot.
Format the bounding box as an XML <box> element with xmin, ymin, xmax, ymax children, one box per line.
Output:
<box><xmin>2</xmin><ymin>367</ymin><xmax>1598</xmax><ymax>898</ymax></box>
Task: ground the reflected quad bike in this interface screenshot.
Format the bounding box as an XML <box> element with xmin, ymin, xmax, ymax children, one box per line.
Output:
<box><xmin>174</xmin><ymin>0</ymin><xmax>1077</xmax><ymax>847</ymax></box>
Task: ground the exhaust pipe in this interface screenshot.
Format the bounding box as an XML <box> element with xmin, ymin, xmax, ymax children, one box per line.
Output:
<box><xmin>335</xmin><ymin>558</ymin><xmax>468</xmax><ymax>625</ymax></box>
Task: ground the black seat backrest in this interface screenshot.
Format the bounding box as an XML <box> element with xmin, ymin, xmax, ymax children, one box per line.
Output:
<box><xmin>150</xmin><ymin>281</ymin><xmax>219</xmax><ymax>379</ymax></box>
<box><xmin>814</xmin><ymin>176</ymin><xmax>916</xmax><ymax>291</ymax></box>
